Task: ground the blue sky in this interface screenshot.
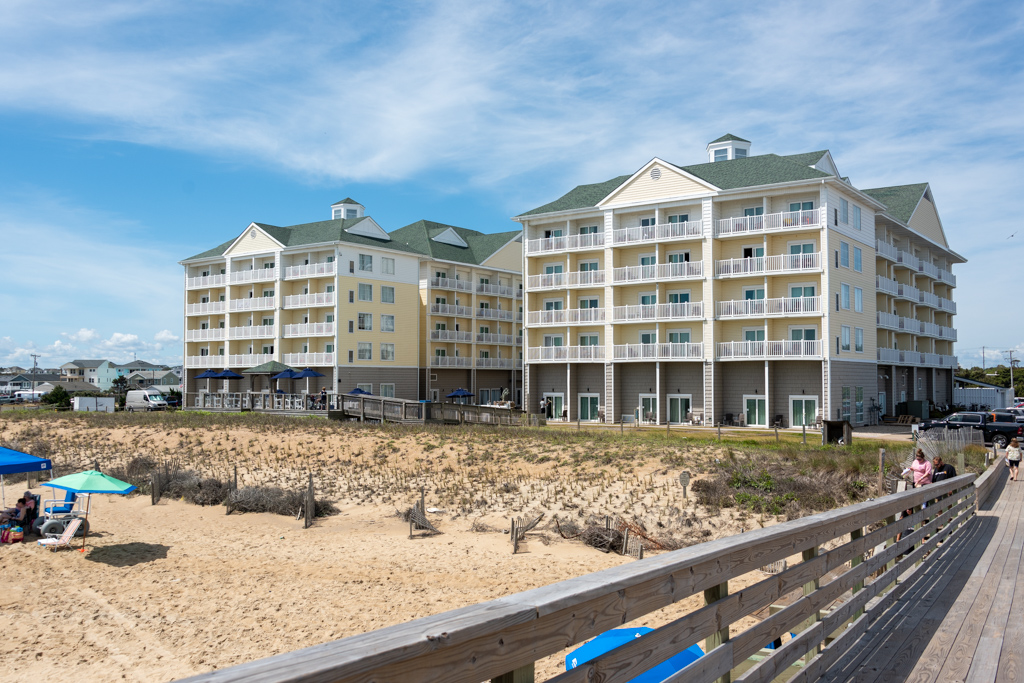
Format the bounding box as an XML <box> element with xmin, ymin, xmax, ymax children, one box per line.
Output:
<box><xmin>1</xmin><ymin>0</ymin><xmax>1021</xmax><ymax>369</ymax></box>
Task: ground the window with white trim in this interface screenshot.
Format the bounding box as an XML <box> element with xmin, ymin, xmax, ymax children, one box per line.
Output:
<box><xmin>357</xmin><ymin>342</ymin><xmax>372</xmax><ymax>360</ymax></box>
<box><xmin>841</xmin><ymin>283</ymin><xmax>851</xmax><ymax>310</ymax></box>
<box><xmin>840</xmin><ymin>198</ymin><xmax>849</xmax><ymax>224</ymax></box>
<box><xmin>358</xmin><ymin>254</ymin><xmax>373</xmax><ymax>272</ymax></box>
<box><xmin>855</xmin><ymin>387</ymin><xmax>864</xmax><ymax>422</ymax></box>
<box><xmin>358</xmin><ymin>283</ymin><xmax>372</xmax><ymax>301</ymax></box>
<box><xmin>380</xmin><ymin>343</ymin><xmax>395</xmax><ymax>361</ymax></box>
<box><xmin>381</xmin><ymin>314</ymin><xmax>395</xmax><ymax>332</ymax></box>
<box><xmin>382</xmin><ymin>257</ymin><xmax>395</xmax><ymax>275</ymax></box>
<box><xmin>840</xmin><ymin>242</ymin><xmax>850</xmax><ymax>268</ymax></box>
<box><xmin>855</xmin><ymin>327</ymin><xmax>864</xmax><ymax>353</ymax></box>
<box><xmin>358</xmin><ymin>313</ymin><xmax>372</xmax><ymax>331</ymax></box>
<box><xmin>842</xmin><ymin>386</ymin><xmax>852</xmax><ymax>421</ymax></box>
<box><xmin>841</xmin><ymin>325</ymin><xmax>851</xmax><ymax>351</ymax></box>
<box><xmin>854</xmin><ymin>287</ymin><xmax>863</xmax><ymax>313</ymax></box>
<box><xmin>853</xmin><ymin>247</ymin><xmax>862</xmax><ymax>272</ymax></box>
<box><xmin>852</xmin><ymin>205</ymin><xmax>861</xmax><ymax>231</ymax></box>
<box><xmin>379</xmin><ymin>383</ymin><xmax>395</xmax><ymax>398</ymax></box>
<box><xmin>381</xmin><ymin>286</ymin><xmax>395</xmax><ymax>304</ymax></box>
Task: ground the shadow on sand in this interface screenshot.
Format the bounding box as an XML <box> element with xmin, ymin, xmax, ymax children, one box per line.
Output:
<box><xmin>85</xmin><ymin>542</ymin><xmax>170</xmax><ymax>567</ymax></box>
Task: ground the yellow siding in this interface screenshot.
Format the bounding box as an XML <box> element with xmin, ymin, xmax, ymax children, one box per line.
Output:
<box><xmin>603</xmin><ymin>164</ymin><xmax>712</xmax><ymax>205</ymax></box>
<box><xmin>908</xmin><ymin>197</ymin><xmax>948</xmax><ymax>247</ymax></box>
<box><xmin>339</xmin><ymin>278</ymin><xmax>420</xmax><ymax>366</ymax></box>
<box><xmin>827</xmin><ymin>230</ymin><xmax>878</xmax><ymax>360</ymax></box>
<box><xmin>225</xmin><ymin>227</ymin><xmax>281</xmax><ymax>256</ymax></box>
<box><xmin>481</xmin><ymin>240</ymin><xmax>523</xmax><ymax>271</ymax></box>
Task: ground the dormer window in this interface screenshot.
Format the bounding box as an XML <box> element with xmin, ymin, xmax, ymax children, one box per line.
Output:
<box><xmin>707</xmin><ymin>134</ymin><xmax>752</xmax><ymax>162</ymax></box>
<box><xmin>333</xmin><ymin>208</ymin><xmax>342</xmax><ymax>220</ymax></box>
<box><xmin>714</xmin><ymin>149</ymin><xmax>728</xmax><ymax>162</ymax></box>
<box><xmin>346</xmin><ymin>208</ymin><xmax>357</xmax><ymax>219</ymax></box>
<box><xmin>734</xmin><ymin>148</ymin><xmax>747</xmax><ymax>159</ymax></box>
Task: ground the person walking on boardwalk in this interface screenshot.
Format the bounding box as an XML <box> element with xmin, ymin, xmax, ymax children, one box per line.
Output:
<box><xmin>1006</xmin><ymin>438</ymin><xmax>1022</xmax><ymax>482</ymax></box>
<box><xmin>932</xmin><ymin>456</ymin><xmax>956</xmax><ymax>482</ymax></box>
<box><xmin>909</xmin><ymin>449</ymin><xmax>933</xmax><ymax>488</ymax></box>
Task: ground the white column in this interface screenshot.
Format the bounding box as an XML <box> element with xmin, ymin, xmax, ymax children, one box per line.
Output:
<box><xmin>655</xmin><ymin>361</ymin><xmax>661</xmax><ymax>425</ymax></box>
<box><xmin>764</xmin><ymin>360</ymin><xmax>770</xmax><ymax>427</ymax></box>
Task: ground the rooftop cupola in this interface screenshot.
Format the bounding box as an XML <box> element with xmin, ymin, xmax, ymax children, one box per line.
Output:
<box><xmin>331</xmin><ymin>197</ymin><xmax>364</xmax><ymax>220</ymax></box>
<box><xmin>706</xmin><ymin>134</ymin><xmax>751</xmax><ymax>163</ymax></box>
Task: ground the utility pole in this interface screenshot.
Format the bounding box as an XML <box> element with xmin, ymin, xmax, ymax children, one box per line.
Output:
<box><xmin>30</xmin><ymin>353</ymin><xmax>40</xmax><ymax>392</ymax></box>
<box><xmin>1006</xmin><ymin>351</ymin><xmax>1017</xmax><ymax>403</ymax></box>
<box><xmin>982</xmin><ymin>346</ymin><xmax>986</xmax><ymax>370</ymax></box>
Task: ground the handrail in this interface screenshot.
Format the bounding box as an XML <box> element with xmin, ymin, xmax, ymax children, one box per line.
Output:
<box><xmin>179</xmin><ymin>475</ymin><xmax>977</xmax><ymax>683</ymax></box>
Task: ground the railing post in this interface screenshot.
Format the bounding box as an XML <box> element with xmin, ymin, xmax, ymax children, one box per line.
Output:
<box><xmin>850</xmin><ymin>527</ymin><xmax>865</xmax><ymax>620</ymax></box>
<box><xmin>704</xmin><ymin>581</ymin><xmax>730</xmax><ymax>683</ymax></box>
<box><xmin>800</xmin><ymin>546</ymin><xmax>821</xmax><ymax>664</ymax></box>
<box><xmin>879</xmin><ymin>448</ymin><xmax>886</xmax><ymax>497</ymax></box>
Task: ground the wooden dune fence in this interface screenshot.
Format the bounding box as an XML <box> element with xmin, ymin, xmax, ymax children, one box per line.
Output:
<box><xmin>179</xmin><ymin>473</ymin><xmax>979</xmax><ymax>683</ymax></box>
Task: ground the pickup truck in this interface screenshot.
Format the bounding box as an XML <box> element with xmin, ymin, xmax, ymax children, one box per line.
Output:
<box><xmin>919</xmin><ymin>411</ymin><xmax>1023</xmax><ymax>448</ymax></box>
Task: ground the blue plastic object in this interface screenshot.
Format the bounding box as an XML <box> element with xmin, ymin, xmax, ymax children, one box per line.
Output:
<box><xmin>565</xmin><ymin>628</ymin><xmax>703</xmax><ymax>682</ymax></box>
<box><xmin>0</xmin><ymin>446</ymin><xmax>52</xmax><ymax>475</ymax></box>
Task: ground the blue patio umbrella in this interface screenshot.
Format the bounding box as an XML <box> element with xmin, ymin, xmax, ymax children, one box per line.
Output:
<box><xmin>565</xmin><ymin>628</ymin><xmax>703</xmax><ymax>682</ymax></box>
<box><xmin>215</xmin><ymin>369</ymin><xmax>244</xmax><ymax>393</ymax></box>
<box><xmin>195</xmin><ymin>368</ymin><xmax>221</xmax><ymax>392</ymax></box>
<box><xmin>446</xmin><ymin>388</ymin><xmax>474</xmax><ymax>403</ymax></box>
<box><xmin>294</xmin><ymin>367</ymin><xmax>325</xmax><ymax>396</ymax></box>
<box><xmin>347</xmin><ymin>387</ymin><xmax>372</xmax><ymax>395</ymax></box>
<box><xmin>271</xmin><ymin>369</ymin><xmax>297</xmax><ymax>394</ymax></box>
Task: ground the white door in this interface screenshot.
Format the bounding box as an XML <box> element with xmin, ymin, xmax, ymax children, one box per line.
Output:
<box><xmin>668</xmin><ymin>395</ymin><xmax>691</xmax><ymax>424</ymax></box>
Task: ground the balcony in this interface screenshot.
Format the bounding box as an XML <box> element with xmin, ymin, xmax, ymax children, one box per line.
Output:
<box><xmin>283</xmin><ymin>323</ymin><xmax>335</xmax><ymax>338</ymax></box>
<box><xmin>613</xmin><ymin>342</ymin><xmax>703</xmax><ymax>361</ymax></box>
<box><xmin>877</xmin><ymin>312</ymin><xmax>899</xmax><ymax>331</ymax></box>
<box><xmin>714</xmin><ymin>208</ymin><xmax>823</xmax><ymax>238</ymax></box>
<box><xmin>525</xmin><ymin>232</ymin><xmax>605</xmax><ymax>255</ymax></box>
<box><xmin>527</xmin><ymin>346</ymin><xmax>606</xmax><ymax>363</ymax></box>
<box><xmin>938</xmin><ymin>325</ymin><xmax>958</xmax><ymax>341</ymax></box>
<box><xmin>186</xmin><ymin>355</ymin><xmax>224</xmax><ymax>368</ymax></box>
<box><xmin>716</xmin><ymin>296</ymin><xmax>821</xmax><ymax>320</ymax></box>
<box><xmin>917</xmin><ymin>260</ymin><xmax>940</xmax><ymax>279</ymax></box>
<box><xmin>613</xmin><ymin>260</ymin><xmax>703</xmax><ymax>284</ymax></box>
<box><xmin>875</xmin><ymin>240</ymin><xmax>898</xmax><ymax>261</ymax></box>
<box><xmin>477</xmin><ymin>283</ymin><xmax>516</xmax><ymax>297</ymax></box>
<box><xmin>431</xmin><ymin>330</ymin><xmax>472</xmax><ymax>342</ymax></box>
<box><xmin>227</xmin><ymin>353</ymin><xmax>273</xmax><ymax>367</ymax></box>
<box><xmin>895</xmin><ymin>250</ymin><xmax>918</xmax><ymax>270</ymax></box>
<box><xmin>229</xmin><ymin>268</ymin><xmax>278</xmax><ymax>284</ymax></box>
<box><xmin>717</xmin><ymin>340</ymin><xmax>823</xmax><ymax>360</ymax></box>
<box><xmin>876</xmin><ymin>276</ymin><xmax>899</xmax><ymax>296</ymax></box>
<box><xmin>878</xmin><ymin>349</ymin><xmax>957</xmax><ymax>368</ymax></box>
<box><xmin>527</xmin><ymin>308</ymin><xmax>606</xmax><ymax>326</ymax></box>
<box><xmin>476</xmin><ymin>308</ymin><xmax>515</xmax><ymax>321</ymax></box>
<box><xmin>283</xmin><ymin>293</ymin><xmax>335</xmax><ymax>309</ymax></box>
<box><xmin>430</xmin><ymin>303</ymin><xmax>474</xmax><ymax>317</ymax></box>
<box><xmin>284</xmin><ymin>262</ymin><xmax>336</xmax><ymax>279</ymax></box>
<box><xmin>430</xmin><ymin>356</ymin><xmax>472</xmax><ymax>368</ymax></box>
<box><xmin>613</xmin><ymin>302</ymin><xmax>704</xmax><ymax>323</ymax></box>
<box><xmin>185</xmin><ymin>328</ymin><xmax>225</xmax><ymax>342</ymax></box>
<box><xmin>476</xmin><ymin>333</ymin><xmax>515</xmax><ymax>345</ymax></box>
<box><xmin>229</xmin><ymin>296</ymin><xmax>276</xmax><ymax>312</ymax></box>
<box><xmin>186</xmin><ymin>301</ymin><xmax>226</xmax><ymax>316</ymax></box>
<box><xmin>187</xmin><ymin>274</ymin><xmax>227</xmax><ymax>289</ymax></box>
<box><xmin>937</xmin><ymin>297</ymin><xmax>957</xmax><ymax>314</ymax></box>
<box><xmin>229</xmin><ymin>325</ymin><xmax>275</xmax><ymax>339</ymax></box>
<box><xmin>612</xmin><ymin>220</ymin><xmax>703</xmax><ymax>246</ymax></box>
<box><xmin>475</xmin><ymin>358</ymin><xmax>517</xmax><ymax>369</ymax></box>
<box><xmin>897</xmin><ymin>283</ymin><xmax>920</xmax><ymax>302</ymax></box>
<box><xmin>282</xmin><ymin>352</ymin><xmax>335</xmax><ymax>366</ymax></box>
<box><xmin>429</xmin><ymin>277</ymin><xmax>475</xmax><ymax>293</ymax></box>
<box><xmin>938</xmin><ymin>268</ymin><xmax>956</xmax><ymax>287</ymax></box>
<box><xmin>715</xmin><ymin>252</ymin><xmax>821</xmax><ymax>278</ymax></box>
<box><xmin>918</xmin><ymin>290</ymin><xmax>939</xmax><ymax>308</ymax></box>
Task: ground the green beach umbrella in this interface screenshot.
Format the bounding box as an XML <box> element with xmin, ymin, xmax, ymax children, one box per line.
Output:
<box><xmin>42</xmin><ymin>470</ymin><xmax>136</xmax><ymax>552</ymax></box>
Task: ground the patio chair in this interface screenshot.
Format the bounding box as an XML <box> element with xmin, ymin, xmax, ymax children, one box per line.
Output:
<box><xmin>37</xmin><ymin>517</ymin><xmax>82</xmax><ymax>552</ymax></box>
<box><xmin>724</xmin><ymin>413</ymin><xmax>733</xmax><ymax>426</ymax></box>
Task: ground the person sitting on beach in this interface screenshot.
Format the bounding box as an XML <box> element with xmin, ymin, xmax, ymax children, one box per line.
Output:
<box><xmin>21</xmin><ymin>491</ymin><xmax>38</xmax><ymax>531</ymax></box>
<box><xmin>0</xmin><ymin>499</ymin><xmax>26</xmax><ymax>524</ymax></box>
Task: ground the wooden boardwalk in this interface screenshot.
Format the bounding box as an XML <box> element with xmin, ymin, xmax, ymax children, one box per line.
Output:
<box><xmin>822</xmin><ymin>465</ymin><xmax>1019</xmax><ymax>682</ymax></box>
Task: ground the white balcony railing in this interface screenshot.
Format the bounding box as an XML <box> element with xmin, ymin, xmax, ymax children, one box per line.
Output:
<box><xmin>477</xmin><ymin>283</ymin><xmax>516</xmax><ymax>297</ymax></box>
<box><xmin>527</xmin><ymin>308</ymin><xmax>606</xmax><ymax>326</ymax></box>
<box><xmin>476</xmin><ymin>308</ymin><xmax>515</xmax><ymax>321</ymax></box>
<box><xmin>937</xmin><ymin>268</ymin><xmax>956</xmax><ymax>287</ymax></box>
<box><xmin>938</xmin><ymin>297</ymin><xmax>957</xmax><ymax>314</ymax></box>
<box><xmin>476</xmin><ymin>333</ymin><xmax>515</xmax><ymax>345</ymax></box>
<box><xmin>877</xmin><ymin>349</ymin><xmax>958</xmax><ymax>368</ymax></box>
<box><xmin>229</xmin><ymin>296</ymin><xmax>276</xmax><ymax>312</ymax></box>
<box><xmin>714</xmin><ymin>208</ymin><xmax>823</xmax><ymax>238</ymax></box>
<box><xmin>613</xmin><ymin>342</ymin><xmax>704</xmax><ymax>361</ymax></box>
<box><xmin>527</xmin><ymin>346</ymin><xmax>606</xmax><ymax>362</ymax></box>
<box><xmin>187</xmin><ymin>274</ymin><xmax>227</xmax><ymax>289</ymax></box>
<box><xmin>717</xmin><ymin>340</ymin><xmax>823</xmax><ymax>360</ymax></box>
<box><xmin>229</xmin><ymin>268</ymin><xmax>278</xmax><ymax>284</ymax></box>
<box><xmin>939</xmin><ymin>326</ymin><xmax>958</xmax><ymax>341</ymax></box>
<box><xmin>612</xmin><ymin>220</ymin><xmax>703</xmax><ymax>246</ymax></box>
<box><xmin>525</xmin><ymin>232</ymin><xmax>606</xmax><ymax>255</ymax></box>
<box><xmin>895</xmin><ymin>250</ymin><xmax>918</xmax><ymax>270</ymax></box>
<box><xmin>227</xmin><ymin>353</ymin><xmax>272</xmax><ymax>367</ymax></box>
<box><xmin>229</xmin><ymin>325</ymin><xmax>276</xmax><ymax>339</ymax></box>
<box><xmin>918</xmin><ymin>290</ymin><xmax>940</xmax><ymax>308</ymax></box>
<box><xmin>917</xmin><ymin>260</ymin><xmax>940</xmax><ymax>279</ymax></box>
<box><xmin>475</xmin><ymin>358</ymin><xmax>516</xmax><ymax>369</ymax></box>
<box><xmin>567</xmin><ymin>270</ymin><xmax>606</xmax><ymax>287</ymax></box>
<box><xmin>613</xmin><ymin>260</ymin><xmax>703</xmax><ymax>284</ymax></box>
<box><xmin>282</xmin><ymin>352</ymin><xmax>334</xmax><ymax>366</ymax></box>
<box><xmin>186</xmin><ymin>301</ymin><xmax>226</xmax><ymax>315</ymax></box>
<box><xmin>875</xmin><ymin>240</ymin><xmax>898</xmax><ymax>261</ymax></box>
<box><xmin>430</xmin><ymin>303</ymin><xmax>474</xmax><ymax>317</ymax></box>
<box><xmin>185</xmin><ymin>328</ymin><xmax>225</xmax><ymax>342</ymax></box>
<box><xmin>431</xmin><ymin>330</ymin><xmax>473</xmax><ymax>342</ymax></box>
<box><xmin>283</xmin><ymin>292</ymin><xmax>335</xmax><ymax>308</ymax></box>
<box><xmin>429</xmin><ymin>277</ymin><xmax>475</xmax><ymax>292</ymax></box>
<box><xmin>284</xmin><ymin>262</ymin><xmax>337</xmax><ymax>279</ymax></box>
<box><xmin>430</xmin><ymin>356</ymin><xmax>472</xmax><ymax>368</ymax></box>
<box><xmin>612</xmin><ymin>302</ymin><xmax>704</xmax><ymax>322</ymax></box>
<box><xmin>716</xmin><ymin>296</ymin><xmax>821</xmax><ymax>319</ymax></box>
<box><xmin>186</xmin><ymin>355</ymin><xmax>224</xmax><ymax>368</ymax></box>
<box><xmin>876</xmin><ymin>276</ymin><xmax>899</xmax><ymax>296</ymax></box>
<box><xmin>715</xmin><ymin>252</ymin><xmax>821</xmax><ymax>278</ymax></box>
<box><xmin>526</xmin><ymin>272</ymin><xmax>567</xmax><ymax>289</ymax></box>
<box><xmin>877</xmin><ymin>312</ymin><xmax>900</xmax><ymax>330</ymax></box>
<box><xmin>897</xmin><ymin>283</ymin><xmax>920</xmax><ymax>302</ymax></box>
<box><xmin>283</xmin><ymin>323</ymin><xmax>335</xmax><ymax>338</ymax></box>
<box><xmin>878</xmin><ymin>348</ymin><xmax>900</xmax><ymax>363</ymax></box>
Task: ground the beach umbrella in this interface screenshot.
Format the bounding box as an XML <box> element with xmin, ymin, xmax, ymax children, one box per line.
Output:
<box><xmin>446</xmin><ymin>388</ymin><xmax>474</xmax><ymax>404</ymax></box>
<box><xmin>216</xmin><ymin>369</ymin><xmax>244</xmax><ymax>394</ymax></box>
<box><xmin>294</xmin><ymin>367</ymin><xmax>325</xmax><ymax>396</ymax></box>
<box><xmin>566</xmin><ymin>628</ymin><xmax>703</xmax><ymax>681</ymax></box>
<box><xmin>195</xmin><ymin>369</ymin><xmax>220</xmax><ymax>393</ymax></box>
<box><xmin>271</xmin><ymin>369</ymin><xmax>298</xmax><ymax>394</ymax></box>
<box><xmin>347</xmin><ymin>387</ymin><xmax>371</xmax><ymax>395</ymax></box>
<box><xmin>42</xmin><ymin>470</ymin><xmax>137</xmax><ymax>552</ymax></box>
<box><xmin>0</xmin><ymin>446</ymin><xmax>52</xmax><ymax>508</ymax></box>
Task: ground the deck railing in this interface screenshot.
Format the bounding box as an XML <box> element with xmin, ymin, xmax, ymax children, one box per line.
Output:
<box><xmin>715</xmin><ymin>252</ymin><xmax>821</xmax><ymax>278</ymax></box>
<box><xmin>179</xmin><ymin>474</ymin><xmax>977</xmax><ymax>683</ymax></box>
<box><xmin>714</xmin><ymin>207</ymin><xmax>823</xmax><ymax>237</ymax></box>
<box><xmin>284</xmin><ymin>262</ymin><xmax>336</xmax><ymax>279</ymax></box>
<box><xmin>716</xmin><ymin>296</ymin><xmax>821</xmax><ymax>319</ymax></box>
<box><xmin>228</xmin><ymin>325</ymin><xmax>275</xmax><ymax>340</ymax></box>
<box><xmin>717</xmin><ymin>339</ymin><xmax>822</xmax><ymax>359</ymax></box>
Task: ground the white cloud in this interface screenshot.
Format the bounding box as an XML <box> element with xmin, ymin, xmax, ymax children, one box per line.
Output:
<box><xmin>64</xmin><ymin>328</ymin><xmax>99</xmax><ymax>343</ymax></box>
<box><xmin>154</xmin><ymin>329</ymin><xmax>180</xmax><ymax>343</ymax></box>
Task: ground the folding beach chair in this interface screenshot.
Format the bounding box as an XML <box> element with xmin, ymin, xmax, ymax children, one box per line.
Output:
<box><xmin>36</xmin><ymin>517</ymin><xmax>82</xmax><ymax>552</ymax></box>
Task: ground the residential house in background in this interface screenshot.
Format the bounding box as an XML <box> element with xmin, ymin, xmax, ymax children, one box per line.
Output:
<box><xmin>125</xmin><ymin>370</ymin><xmax>180</xmax><ymax>386</ymax></box>
<box><xmin>60</xmin><ymin>360</ymin><xmax>115</xmax><ymax>388</ymax></box>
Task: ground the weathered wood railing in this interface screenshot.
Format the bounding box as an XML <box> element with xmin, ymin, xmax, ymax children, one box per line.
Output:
<box><xmin>179</xmin><ymin>474</ymin><xmax>978</xmax><ymax>683</ymax></box>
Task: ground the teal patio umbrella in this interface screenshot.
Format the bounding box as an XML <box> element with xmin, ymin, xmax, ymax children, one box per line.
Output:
<box><xmin>42</xmin><ymin>470</ymin><xmax>137</xmax><ymax>551</ymax></box>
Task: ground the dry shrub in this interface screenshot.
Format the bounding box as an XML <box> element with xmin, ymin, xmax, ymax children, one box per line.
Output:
<box><xmin>227</xmin><ymin>486</ymin><xmax>338</xmax><ymax>517</ymax></box>
<box><xmin>581</xmin><ymin>526</ymin><xmax>623</xmax><ymax>553</ymax></box>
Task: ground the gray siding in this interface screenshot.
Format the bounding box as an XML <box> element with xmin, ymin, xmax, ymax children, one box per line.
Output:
<box><xmin>474</xmin><ymin>369</ymin><xmax>520</xmax><ymax>399</ymax></box>
<box><xmin>770</xmin><ymin>361</ymin><xmax>823</xmax><ymax>426</ymax></box>
<box><xmin>617</xmin><ymin>363</ymin><xmax>657</xmax><ymax>420</ymax></box>
<box><xmin>661</xmin><ymin>362</ymin><xmax>704</xmax><ymax>422</ymax></box>
<box><xmin>719</xmin><ymin>362</ymin><xmax>765</xmax><ymax>422</ymax></box>
<box><xmin>337</xmin><ymin>366</ymin><xmax>419</xmax><ymax>401</ymax></box>
<box><xmin>934</xmin><ymin>368</ymin><xmax>951</xmax><ymax>405</ymax></box>
<box><xmin>829</xmin><ymin>361</ymin><xmax>878</xmax><ymax>426</ymax></box>
<box><xmin>427</xmin><ymin>368</ymin><xmax>472</xmax><ymax>401</ymax></box>
<box><xmin>534</xmin><ymin>364</ymin><xmax>568</xmax><ymax>413</ymax></box>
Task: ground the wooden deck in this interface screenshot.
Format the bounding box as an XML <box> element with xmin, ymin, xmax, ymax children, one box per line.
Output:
<box><xmin>821</xmin><ymin>464</ymin><xmax>1017</xmax><ymax>682</ymax></box>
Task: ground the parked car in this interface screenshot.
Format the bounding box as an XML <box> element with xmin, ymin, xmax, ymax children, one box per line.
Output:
<box><xmin>919</xmin><ymin>411</ymin><xmax>1023</xmax><ymax>448</ymax></box>
<box><xmin>0</xmin><ymin>395</ymin><xmax>16</xmax><ymax>404</ymax></box>
<box><xmin>163</xmin><ymin>395</ymin><xmax>181</xmax><ymax>408</ymax></box>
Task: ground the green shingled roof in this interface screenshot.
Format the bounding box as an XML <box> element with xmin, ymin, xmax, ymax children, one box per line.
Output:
<box><xmin>182</xmin><ymin>217</ymin><xmax>423</xmax><ymax>261</ymax></box>
<box><xmin>783</xmin><ymin>150</ymin><xmax>829</xmax><ymax>167</ymax></box>
<box><xmin>860</xmin><ymin>184</ymin><xmax>929</xmax><ymax>225</ymax></box>
<box><xmin>388</xmin><ymin>220</ymin><xmax>520</xmax><ymax>266</ymax></box>
<box><xmin>518</xmin><ymin>153</ymin><xmax>833</xmax><ymax>217</ymax></box>
<box><xmin>331</xmin><ymin>197</ymin><xmax>362</xmax><ymax>206</ymax></box>
<box><xmin>710</xmin><ymin>133</ymin><xmax>750</xmax><ymax>144</ymax></box>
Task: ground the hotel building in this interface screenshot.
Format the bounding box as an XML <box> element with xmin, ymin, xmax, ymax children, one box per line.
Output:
<box><xmin>180</xmin><ymin>200</ymin><xmax>522</xmax><ymax>402</ymax></box>
<box><xmin>515</xmin><ymin>135</ymin><xmax>963</xmax><ymax>426</ymax></box>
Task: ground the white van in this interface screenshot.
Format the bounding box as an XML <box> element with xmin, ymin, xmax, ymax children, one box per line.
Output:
<box><xmin>14</xmin><ymin>390</ymin><xmax>45</xmax><ymax>402</ymax></box>
<box><xmin>126</xmin><ymin>389</ymin><xmax>169</xmax><ymax>412</ymax></box>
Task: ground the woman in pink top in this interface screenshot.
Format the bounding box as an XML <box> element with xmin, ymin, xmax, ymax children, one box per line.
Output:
<box><xmin>909</xmin><ymin>449</ymin><xmax>933</xmax><ymax>487</ymax></box>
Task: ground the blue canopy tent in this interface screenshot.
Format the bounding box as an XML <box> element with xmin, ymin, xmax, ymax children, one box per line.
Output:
<box><xmin>565</xmin><ymin>628</ymin><xmax>703</xmax><ymax>682</ymax></box>
<box><xmin>0</xmin><ymin>446</ymin><xmax>53</xmax><ymax>508</ymax></box>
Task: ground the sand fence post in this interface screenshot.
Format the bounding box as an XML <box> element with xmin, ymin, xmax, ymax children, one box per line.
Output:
<box><xmin>879</xmin><ymin>448</ymin><xmax>886</xmax><ymax>497</ymax></box>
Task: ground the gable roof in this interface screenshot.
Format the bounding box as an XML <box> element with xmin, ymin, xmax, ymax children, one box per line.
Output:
<box><xmin>331</xmin><ymin>197</ymin><xmax>363</xmax><ymax>206</ymax></box>
<box><xmin>860</xmin><ymin>184</ymin><xmax>929</xmax><ymax>224</ymax></box>
<box><xmin>388</xmin><ymin>220</ymin><xmax>521</xmax><ymax>266</ymax></box>
<box><xmin>182</xmin><ymin>217</ymin><xmax>422</xmax><ymax>262</ymax></box>
<box><xmin>517</xmin><ymin>152</ymin><xmax>833</xmax><ymax>217</ymax></box>
<box><xmin>63</xmin><ymin>359</ymin><xmax>108</xmax><ymax>369</ymax></box>
<box><xmin>710</xmin><ymin>134</ymin><xmax>750</xmax><ymax>144</ymax></box>
<box><xmin>783</xmin><ymin>150</ymin><xmax>829</xmax><ymax>167</ymax></box>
